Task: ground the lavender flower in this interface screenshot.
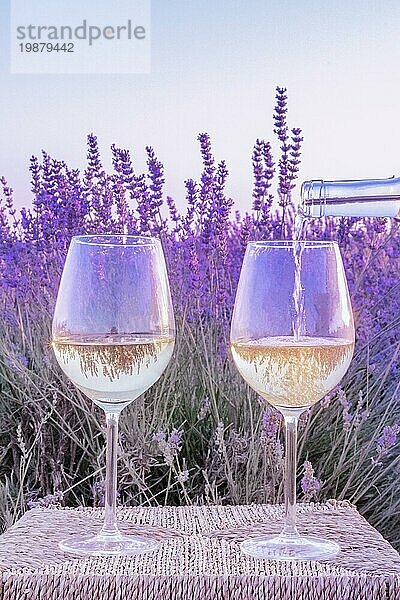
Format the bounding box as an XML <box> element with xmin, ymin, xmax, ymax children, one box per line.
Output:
<box><xmin>152</xmin><ymin>428</ymin><xmax>184</xmax><ymax>467</ymax></box>
<box><xmin>273</xmin><ymin>86</ymin><xmax>302</xmax><ymax>235</ymax></box>
<box><xmin>166</xmin><ymin>196</ymin><xmax>181</xmax><ymax>233</ymax></box>
<box><xmin>214</xmin><ymin>421</ymin><xmax>225</xmax><ymax>457</ymax></box>
<box><xmin>300</xmin><ymin>461</ymin><xmax>321</xmax><ymax>501</ymax></box>
<box><xmin>252</xmin><ymin>139</ymin><xmax>265</xmax><ymax>212</ymax></box>
<box><xmin>375</xmin><ymin>424</ymin><xmax>400</xmax><ymax>462</ymax></box>
<box><xmin>260</xmin><ymin>406</ymin><xmax>283</xmax><ymax>457</ymax></box>
<box><xmin>252</xmin><ymin>139</ymin><xmax>275</xmax><ymax>217</ymax></box>
<box><xmin>352</xmin><ymin>391</ymin><xmax>369</xmax><ymax>428</ymax></box>
<box><xmin>146</xmin><ymin>146</ymin><xmax>165</xmax><ymax>232</ymax></box>
<box><xmin>92</xmin><ymin>480</ymin><xmax>120</xmax><ymax>507</ymax></box>
<box><xmin>198</xmin><ymin>132</ymin><xmax>216</xmax><ymax>246</ymax></box>
<box><xmin>261</xmin><ymin>406</ymin><xmax>282</xmax><ymax>439</ymax></box>
<box><xmin>273</xmin><ymin>86</ymin><xmax>290</xmax><ymax>205</ymax></box>
<box><xmin>288</xmin><ymin>127</ymin><xmax>303</xmax><ymax>186</ymax></box>
<box><xmin>198</xmin><ymin>396</ymin><xmax>211</xmax><ymax>420</ymax></box>
<box><xmin>183</xmin><ymin>178</ymin><xmax>198</xmax><ymax>233</ymax></box>
<box><xmin>176</xmin><ymin>469</ymin><xmax>189</xmax><ymax>484</ymax></box>
<box><xmin>92</xmin><ymin>479</ymin><xmax>106</xmax><ymax>507</ymax></box>
<box><xmin>338</xmin><ymin>388</ymin><xmax>353</xmax><ymax>431</ymax></box>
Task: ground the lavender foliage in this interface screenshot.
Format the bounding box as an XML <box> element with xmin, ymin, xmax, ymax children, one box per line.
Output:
<box><xmin>0</xmin><ymin>87</ymin><xmax>399</xmax><ymax>547</ymax></box>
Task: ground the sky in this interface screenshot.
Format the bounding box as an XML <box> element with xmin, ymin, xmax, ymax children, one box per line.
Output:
<box><xmin>1</xmin><ymin>0</ymin><xmax>400</xmax><ymax>212</ymax></box>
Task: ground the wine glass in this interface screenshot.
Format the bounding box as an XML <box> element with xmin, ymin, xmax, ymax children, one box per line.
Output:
<box><xmin>230</xmin><ymin>240</ymin><xmax>354</xmax><ymax>561</ymax></box>
<box><xmin>52</xmin><ymin>235</ymin><xmax>175</xmax><ymax>556</ymax></box>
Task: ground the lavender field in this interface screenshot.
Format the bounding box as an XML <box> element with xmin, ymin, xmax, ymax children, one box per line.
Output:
<box><xmin>0</xmin><ymin>89</ymin><xmax>399</xmax><ymax>548</ymax></box>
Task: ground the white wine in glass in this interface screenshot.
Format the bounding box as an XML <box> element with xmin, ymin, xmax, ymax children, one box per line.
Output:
<box><xmin>231</xmin><ymin>336</ymin><xmax>353</xmax><ymax>410</ymax></box>
<box><xmin>52</xmin><ymin>235</ymin><xmax>175</xmax><ymax>556</ymax></box>
<box><xmin>52</xmin><ymin>335</ymin><xmax>174</xmax><ymax>406</ymax></box>
<box><xmin>231</xmin><ymin>240</ymin><xmax>354</xmax><ymax>561</ymax></box>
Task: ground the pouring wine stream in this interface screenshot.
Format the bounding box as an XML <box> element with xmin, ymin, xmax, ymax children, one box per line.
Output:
<box><xmin>292</xmin><ymin>211</ymin><xmax>306</xmax><ymax>343</ymax></box>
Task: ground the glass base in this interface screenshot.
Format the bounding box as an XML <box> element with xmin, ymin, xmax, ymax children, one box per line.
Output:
<box><xmin>241</xmin><ymin>535</ymin><xmax>340</xmax><ymax>561</ymax></box>
<box><xmin>59</xmin><ymin>532</ymin><xmax>160</xmax><ymax>556</ymax></box>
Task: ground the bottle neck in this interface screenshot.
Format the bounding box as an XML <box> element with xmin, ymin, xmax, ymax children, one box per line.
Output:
<box><xmin>301</xmin><ymin>177</ymin><xmax>400</xmax><ymax>218</ymax></box>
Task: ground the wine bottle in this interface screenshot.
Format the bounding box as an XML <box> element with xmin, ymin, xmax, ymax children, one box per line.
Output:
<box><xmin>301</xmin><ymin>177</ymin><xmax>400</xmax><ymax>218</ymax></box>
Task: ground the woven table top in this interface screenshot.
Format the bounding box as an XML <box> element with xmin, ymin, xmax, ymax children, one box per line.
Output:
<box><xmin>0</xmin><ymin>500</ymin><xmax>399</xmax><ymax>599</ymax></box>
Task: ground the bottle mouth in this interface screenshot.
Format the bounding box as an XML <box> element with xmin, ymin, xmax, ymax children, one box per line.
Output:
<box><xmin>301</xmin><ymin>180</ymin><xmax>324</xmax><ymax>205</ymax></box>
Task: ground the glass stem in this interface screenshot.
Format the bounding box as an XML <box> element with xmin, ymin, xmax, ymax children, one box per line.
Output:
<box><xmin>100</xmin><ymin>411</ymin><xmax>120</xmax><ymax>537</ymax></box>
<box><xmin>281</xmin><ymin>413</ymin><xmax>300</xmax><ymax>538</ymax></box>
